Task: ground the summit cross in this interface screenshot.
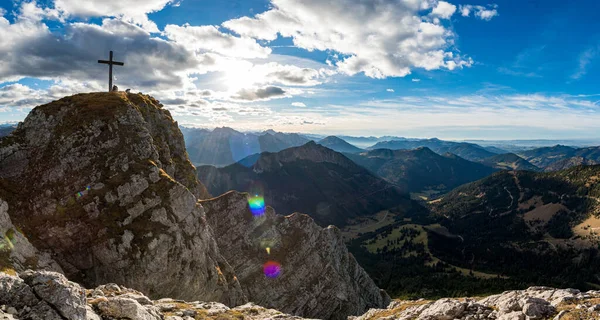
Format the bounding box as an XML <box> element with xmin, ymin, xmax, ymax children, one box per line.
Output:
<box><xmin>98</xmin><ymin>51</ymin><xmax>124</xmax><ymax>92</ymax></box>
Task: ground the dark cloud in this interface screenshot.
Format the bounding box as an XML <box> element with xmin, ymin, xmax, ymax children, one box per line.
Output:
<box><xmin>0</xmin><ymin>18</ymin><xmax>205</xmax><ymax>90</ymax></box>
<box><xmin>161</xmin><ymin>98</ymin><xmax>188</xmax><ymax>105</ymax></box>
<box><xmin>233</xmin><ymin>86</ymin><xmax>286</xmax><ymax>101</ymax></box>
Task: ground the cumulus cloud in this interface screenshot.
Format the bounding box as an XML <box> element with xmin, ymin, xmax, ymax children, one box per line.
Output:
<box><xmin>54</xmin><ymin>0</ymin><xmax>175</xmax><ymax>32</ymax></box>
<box><xmin>386</xmin><ymin>89</ymin><xmax>395</xmax><ymax>92</ymax></box>
<box><xmin>459</xmin><ymin>4</ymin><xmax>499</xmax><ymax>21</ymax></box>
<box><xmin>163</xmin><ymin>24</ymin><xmax>271</xmax><ymax>59</ymax></box>
<box><xmin>0</xmin><ymin>80</ymin><xmax>103</xmax><ymax>109</ymax></box>
<box><xmin>431</xmin><ymin>1</ymin><xmax>456</xmax><ymax>19</ymax></box>
<box><xmin>291</xmin><ymin>102</ymin><xmax>306</xmax><ymax>107</ymax></box>
<box><xmin>223</xmin><ymin>0</ymin><xmax>475</xmax><ymax>78</ymax></box>
<box><xmin>0</xmin><ymin>16</ymin><xmax>204</xmax><ymax>90</ymax></box>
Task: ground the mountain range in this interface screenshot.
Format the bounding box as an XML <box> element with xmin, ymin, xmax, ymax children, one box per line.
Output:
<box><xmin>198</xmin><ymin>142</ymin><xmax>410</xmax><ymax>227</ymax></box>
<box><xmin>517</xmin><ymin>145</ymin><xmax>600</xmax><ymax>170</ymax></box>
<box><xmin>344</xmin><ymin>147</ymin><xmax>497</xmax><ymax>197</ymax></box>
<box><xmin>0</xmin><ymin>123</ymin><xmax>16</xmax><ymax>138</ymax></box>
<box><xmin>180</xmin><ymin>126</ymin><xmax>310</xmax><ymax>167</ymax></box>
<box><xmin>318</xmin><ymin>136</ymin><xmax>365</xmax><ymax>153</ymax></box>
<box><xmin>478</xmin><ymin>153</ymin><xmax>541</xmax><ymax>171</ymax></box>
<box><xmin>368</xmin><ymin>138</ymin><xmax>500</xmax><ymax>162</ymax></box>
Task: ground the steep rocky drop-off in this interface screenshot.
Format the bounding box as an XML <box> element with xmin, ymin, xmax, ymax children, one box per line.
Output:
<box><xmin>0</xmin><ymin>92</ymin><xmax>244</xmax><ymax>304</ymax></box>
<box><xmin>202</xmin><ymin>191</ymin><xmax>391</xmax><ymax>320</ymax></box>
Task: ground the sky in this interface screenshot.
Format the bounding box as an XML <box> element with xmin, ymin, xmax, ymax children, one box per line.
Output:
<box><xmin>1</xmin><ymin>0</ymin><xmax>600</xmax><ymax>140</ymax></box>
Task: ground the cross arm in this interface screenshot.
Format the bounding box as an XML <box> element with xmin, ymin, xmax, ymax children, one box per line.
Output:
<box><xmin>98</xmin><ymin>60</ymin><xmax>125</xmax><ymax>66</ymax></box>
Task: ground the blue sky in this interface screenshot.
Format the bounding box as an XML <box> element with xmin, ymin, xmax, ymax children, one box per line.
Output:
<box><xmin>1</xmin><ymin>0</ymin><xmax>600</xmax><ymax>139</ymax></box>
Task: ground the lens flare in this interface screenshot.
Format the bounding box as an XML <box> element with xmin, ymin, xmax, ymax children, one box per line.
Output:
<box><xmin>263</xmin><ymin>261</ymin><xmax>281</xmax><ymax>278</ymax></box>
<box><xmin>248</xmin><ymin>195</ymin><xmax>265</xmax><ymax>216</ymax></box>
<box><xmin>75</xmin><ymin>186</ymin><xmax>91</xmax><ymax>199</ymax></box>
<box><xmin>247</xmin><ymin>182</ymin><xmax>266</xmax><ymax>217</ymax></box>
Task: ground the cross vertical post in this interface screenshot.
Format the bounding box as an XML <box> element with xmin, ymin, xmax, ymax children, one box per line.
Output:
<box><xmin>108</xmin><ymin>51</ymin><xmax>113</xmax><ymax>92</ymax></box>
<box><xmin>98</xmin><ymin>51</ymin><xmax>125</xmax><ymax>92</ymax></box>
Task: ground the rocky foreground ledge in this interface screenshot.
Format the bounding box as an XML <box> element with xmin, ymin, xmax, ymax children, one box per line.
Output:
<box><xmin>2</xmin><ymin>270</ymin><xmax>599</xmax><ymax>320</ymax></box>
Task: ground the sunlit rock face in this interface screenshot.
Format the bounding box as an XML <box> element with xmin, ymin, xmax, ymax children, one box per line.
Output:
<box><xmin>202</xmin><ymin>191</ymin><xmax>391</xmax><ymax>320</ymax></box>
<box><xmin>0</xmin><ymin>92</ymin><xmax>244</xmax><ymax>304</ymax></box>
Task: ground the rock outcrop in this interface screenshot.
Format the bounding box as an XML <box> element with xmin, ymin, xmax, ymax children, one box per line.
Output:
<box><xmin>2</xmin><ymin>271</ymin><xmax>600</xmax><ymax>320</ymax></box>
<box><xmin>352</xmin><ymin>286</ymin><xmax>600</xmax><ymax>320</ymax></box>
<box><xmin>202</xmin><ymin>191</ymin><xmax>391</xmax><ymax>320</ymax></box>
<box><xmin>0</xmin><ymin>270</ymin><xmax>316</xmax><ymax>320</ymax></box>
<box><xmin>0</xmin><ymin>93</ymin><xmax>243</xmax><ymax>304</ymax></box>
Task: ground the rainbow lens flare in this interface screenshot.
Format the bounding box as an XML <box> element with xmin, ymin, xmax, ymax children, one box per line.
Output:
<box><xmin>248</xmin><ymin>195</ymin><xmax>266</xmax><ymax>216</ymax></box>
<box><xmin>263</xmin><ymin>261</ymin><xmax>281</xmax><ymax>278</ymax></box>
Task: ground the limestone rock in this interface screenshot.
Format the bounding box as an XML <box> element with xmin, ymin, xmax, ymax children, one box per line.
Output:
<box><xmin>0</xmin><ymin>93</ymin><xmax>241</xmax><ymax>304</ymax></box>
<box><xmin>202</xmin><ymin>191</ymin><xmax>391</xmax><ymax>320</ymax></box>
<box><xmin>96</xmin><ymin>297</ymin><xmax>161</xmax><ymax>320</ymax></box>
<box><xmin>0</xmin><ymin>199</ymin><xmax>62</xmax><ymax>274</ymax></box>
<box><xmin>354</xmin><ymin>287</ymin><xmax>600</xmax><ymax>320</ymax></box>
<box><xmin>0</xmin><ymin>270</ymin><xmax>96</xmax><ymax>320</ymax></box>
<box><xmin>416</xmin><ymin>299</ymin><xmax>466</xmax><ymax>320</ymax></box>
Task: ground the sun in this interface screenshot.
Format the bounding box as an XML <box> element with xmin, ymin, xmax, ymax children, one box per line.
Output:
<box><xmin>220</xmin><ymin>60</ymin><xmax>258</xmax><ymax>92</ymax></box>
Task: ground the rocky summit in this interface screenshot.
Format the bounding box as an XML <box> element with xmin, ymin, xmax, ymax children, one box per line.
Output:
<box><xmin>0</xmin><ymin>92</ymin><xmax>243</xmax><ymax>304</ymax></box>
<box><xmin>0</xmin><ymin>92</ymin><xmax>388</xmax><ymax>319</ymax></box>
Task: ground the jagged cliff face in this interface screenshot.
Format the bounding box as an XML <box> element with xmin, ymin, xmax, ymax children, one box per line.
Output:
<box><xmin>201</xmin><ymin>191</ymin><xmax>391</xmax><ymax>320</ymax></box>
<box><xmin>0</xmin><ymin>199</ymin><xmax>63</xmax><ymax>274</ymax></box>
<box><xmin>0</xmin><ymin>93</ymin><xmax>243</xmax><ymax>304</ymax></box>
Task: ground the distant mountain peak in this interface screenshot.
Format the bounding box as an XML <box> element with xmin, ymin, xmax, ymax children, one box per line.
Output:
<box><xmin>318</xmin><ymin>136</ymin><xmax>364</xmax><ymax>153</ymax></box>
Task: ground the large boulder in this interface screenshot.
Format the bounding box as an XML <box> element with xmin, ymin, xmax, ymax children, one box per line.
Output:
<box><xmin>0</xmin><ymin>270</ymin><xmax>94</xmax><ymax>320</ymax></box>
<box><xmin>0</xmin><ymin>93</ymin><xmax>243</xmax><ymax>304</ymax></box>
<box><xmin>202</xmin><ymin>191</ymin><xmax>391</xmax><ymax>320</ymax></box>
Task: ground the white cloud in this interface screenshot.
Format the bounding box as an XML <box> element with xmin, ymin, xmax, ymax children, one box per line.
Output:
<box><xmin>386</xmin><ymin>89</ymin><xmax>395</xmax><ymax>92</ymax></box>
<box><xmin>459</xmin><ymin>4</ymin><xmax>499</xmax><ymax>21</ymax></box>
<box><xmin>291</xmin><ymin>102</ymin><xmax>306</xmax><ymax>107</ymax></box>
<box><xmin>431</xmin><ymin>1</ymin><xmax>456</xmax><ymax>19</ymax></box>
<box><xmin>163</xmin><ymin>24</ymin><xmax>271</xmax><ymax>59</ymax></box>
<box><xmin>218</xmin><ymin>62</ymin><xmax>329</xmax><ymax>91</ymax></box>
<box><xmin>0</xmin><ymin>80</ymin><xmax>103</xmax><ymax>110</ymax></box>
<box><xmin>412</xmin><ymin>79</ymin><xmax>421</xmax><ymax>82</ymax></box>
<box><xmin>18</xmin><ymin>1</ymin><xmax>63</xmax><ymax>22</ymax></box>
<box><xmin>571</xmin><ymin>47</ymin><xmax>597</xmax><ymax>80</ymax></box>
<box><xmin>459</xmin><ymin>5</ymin><xmax>471</xmax><ymax>17</ymax></box>
<box><xmin>224</xmin><ymin>0</ymin><xmax>475</xmax><ymax>79</ymax></box>
<box><xmin>54</xmin><ymin>0</ymin><xmax>175</xmax><ymax>32</ymax></box>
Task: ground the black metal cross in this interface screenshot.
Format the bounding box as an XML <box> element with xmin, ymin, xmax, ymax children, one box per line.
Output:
<box><xmin>98</xmin><ymin>51</ymin><xmax>124</xmax><ymax>92</ymax></box>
